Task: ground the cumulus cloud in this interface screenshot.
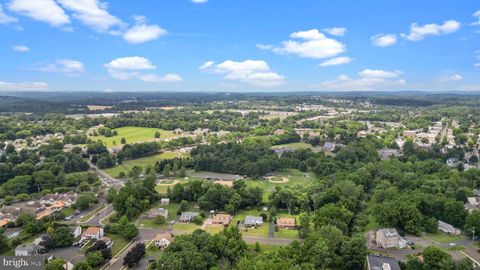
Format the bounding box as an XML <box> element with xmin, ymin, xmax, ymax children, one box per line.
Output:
<box><xmin>312</xmin><ymin>69</ymin><xmax>405</xmax><ymax>91</ymax></box>
<box><xmin>0</xmin><ymin>3</ymin><xmax>17</xmax><ymax>24</ymax></box>
<box><xmin>401</xmin><ymin>20</ymin><xmax>461</xmax><ymax>41</ymax></box>
<box><xmin>0</xmin><ymin>81</ymin><xmax>48</xmax><ymax>91</ymax></box>
<box><xmin>475</xmin><ymin>63</ymin><xmax>480</xmax><ymax>70</ymax></box>
<box><xmin>104</xmin><ymin>56</ymin><xmax>180</xmax><ymax>82</ymax></box>
<box><xmin>56</xmin><ymin>0</ymin><xmax>123</xmax><ymax>32</ymax></box>
<box><xmin>8</xmin><ymin>0</ymin><xmax>70</xmax><ymax>26</ymax></box>
<box><xmin>262</xmin><ymin>29</ymin><xmax>346</xmax><ymax>59</ymax></box>
<box><xmin>323</xmin><ymin>27</ymin><xmax>346</xmax><ymax>36</ymax></box>
<box><xmin>439</xmin><ymin>74</ymin><xmax>462</xmax><ymax>82</ymax></box>
<box><xmin>200</xmin><ymin>60</ymin><xmax>285</xmax><ymax>87</ymax></box>
<box><xmin>13</xmin><ymin>45</ymin><xmax>30</xmax><ymax>52</ymax></box>
<box><xmin>472</xmin><ymin>10</ymin><xmax>480</xmax><ymax>26</ymax></box>
<box><xmin>37</xmin><ymin>59</ymin><xmax>85</xmax><ymax>75</ymax></box>
<box><xmin>123</xmin><ymin>15</ymin><xmax>167</xmax><ymax>44</ymax></box>
<box><xmin>319</xmin><ymin>56</ymin><xmax>352</xmax><ymax>67</ymax></box>
<box><xmin>371</xmin><ymin>34</ymin><xmax>397</xmax><ymax>47</ymax></box>
<box><xmin>191</xmin><ymin>0</ymin><xmax>208</xmax><ymax>3</ymax></box>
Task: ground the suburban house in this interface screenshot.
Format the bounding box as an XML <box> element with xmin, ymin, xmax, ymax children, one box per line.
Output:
<box><xmin>212</xmin><ymin>213</ymin><xmax>233</xmax><ymax>226</ymax></box>
<box><xmin>160</xmin><ymin>198</ymin><xmax>170</xmax><ymax>205</ymax></box>
<box><xmin>70</xmin><ymin>226</ymin><xmax>82</xmax><ymax>238</ymax></box>
<box><xmin>15</xmin><ymin>244</ymin><xmax>40</xmax><ymax>256</ymax></box>
<box><xmin>81</xmin><ymin>227</ymin><xmax>104</xmax><ymax>241</ymax></box>
<box><xmin>179</xmin><ymin>212</ymin><xmax>199</xmax><ymax>223</ymax></box>
<box><xmin>366</xmin><ymin>255</ymin><xmax>401</xmax><ymax>270</ymax></box>
<box><xmin>378</xmin><ymin>149</ymin><xmax>402</xmax><ymax>161</ymax></box>
<box><xmin>244</xmin><ymin>216</ymin><xmax>263</xmax><ymax>227</ymax></box>
<box><xmin>465</xmin><ymin>197</ymin><xmax>480</xmax><ymax>213</ymax></box>
<box><xmin>154</xmin><ymin>233</ymin><xmax>173</xmax><ymax>249</ymax></box>
<box><xmin>99</xmin><ymin>236</ymin><xmax>113</xmax><ymax>248</ymax></box>
<box><xmin>375</xmin><ymin>228</ymin><xmax>407</xmax><ymax>249</ymax></box>
<box><xmin>446</xmin><ymin>157</ymin><xmax>460</xmax><ymax>168</ymax></box>
<box><xmin>323</xmin><ymin>142</ymin><xmax>336</xmax><ymax>153</ymax></box>
<box><xmin>403</xmin><ymin>130</ymin><xmax>416</xmax><ymax>139</ymax></box>
<box><xmin>277</xmin><ymin>217</ymin><xmax>296</xmax><ymax>229</ymax></box>
<box><xmin>438</xmin><ymin>220</ymin><xmax>461</xmax><ymax>235</ymax></box>
<box><xmin>147</xmin><ymin>208</ymin><xmax>169</xmax><ymax>220</ymax></box>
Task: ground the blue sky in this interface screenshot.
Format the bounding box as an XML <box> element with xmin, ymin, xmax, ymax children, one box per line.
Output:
<box><xmin>0</xmin><ymin>0</ymin><xmax>479</xmax><ymax>92</ymax></box>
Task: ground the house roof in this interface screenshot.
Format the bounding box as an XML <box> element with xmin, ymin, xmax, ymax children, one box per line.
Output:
<box><xmin>99</xmin><ymin>237</ymin><xmax>112</xmax><ymax>244</ymax></box>
<box><xmin>367</xmin><ymin>255</ymin><xmax>401</xmax><ymax>270</ymax></box>
<box><xmin>154</xmin><ymin>233</ymin><xmax>173</xmax><ymax>242</ymax></box>
<box><xmin>15</xmin><ymin>244</ymin><xmax>37</xmax><ymax>252</ymax></box>
<box><xmin>180</xmin><ymin>212</ymin><xmax>199</xmax><ymax>219</ymax></box>
<box><xmin>277</xmin><ymin>217</ymin><xmax>295</xmax><ymax>225</ymax></box>
<box><xmin>377</xmin><ymin>228</ymin><xmax>399</xmax><ymax>238</ymax></box>
<box><xmin>244</xmin><ymin>216</ymin><xmax>263</xmax><ymax>224</ymax></box>
<box><xmin>83</xmin><ymin>227</ymin><xmax>102</xmax><ymax>235</ymax></box>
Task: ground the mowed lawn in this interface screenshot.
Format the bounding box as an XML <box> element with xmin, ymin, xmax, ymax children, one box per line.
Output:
<box><xmin>104</xmin><ymin>151</ymin><xmax>182</xmax><ymax>178</ymax></box>
<box><xmin>89</xmin><ymin>126</ymin><xmax>175</xmax><ymax>148</ymax></box>
<box><xmin>231</xmin><ymin>209</ymin><xmax>270</xmax><ymax>237</ymax></box>
<box><xmin>271</xmin><ymin>142</ymin><xmax>313</xmax><ymax>150</ymax></box>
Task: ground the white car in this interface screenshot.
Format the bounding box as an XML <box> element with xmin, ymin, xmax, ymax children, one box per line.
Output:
<box><xmin>449</xmin><ymin>243</ymin><xmax>456</xmax><ymax>247</ymax></box>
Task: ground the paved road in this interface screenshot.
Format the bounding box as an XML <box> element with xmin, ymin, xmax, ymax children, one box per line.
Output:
<box><xmin>88</xmin><ymin>162</ymin><xmax>124</xmax><ymax>189</ymax></box>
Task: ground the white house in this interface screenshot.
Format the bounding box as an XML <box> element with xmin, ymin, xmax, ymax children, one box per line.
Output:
<box><xmin>438</xmin><ymin>220</ymin><xmax>461</xmax><ymax>235</ymax></box>
<box><xmin>71</xmin><ymin>226</ymin><xmax>82</xmax><ymax>238</ymax></box>
<box><xmin>154</xmin><ymin>233</ymin><xmax>173</xmax><ymax>249</ymax></box>
<box><xmin>81</xmin><ymin>227</ymin><xmax>104</xmax><ymax>241</ymax></box>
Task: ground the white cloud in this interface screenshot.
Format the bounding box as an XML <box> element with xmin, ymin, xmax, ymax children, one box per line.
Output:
<box><xmin>191</xmin><ymin>0</ymin><xmax>208</xmax><ymax>3</ymax></box>
<box><xmin>263</xmin><ymin>29</ymin><xmax>346</xmax><ymax>59</ymax></box>
<box><xmin>8</xmin><ymin>0</ymin><xmax>70</xmax><ymax>26</ymax></box>
<box><xmin>471</xmin><ymin>10</ymin><xmax>480</xmax><ymax>26</ymax></box>
<box><xmin>0</xmin><ymin>81</ymin><xmax>48</xmax><ymax>91</ymax></box>
<box><xmin>200</xmin><ymin>60</ymin><xmax>285</xmax><ymax>87</ymax></box>
<box><xmin>401</xmin><ymin>20</ymin><xmax>461</xmax><ymax>41</ymax></box>
<box><xmin>439</xmin><ymin>74</ymin><xmax>462</xmax><ymax>82</ymax></box>
<box><xmin>323</xmin><ymin>27</ymin><xmax>346</xmax><ymax>36</ymax></box>
<box><xmin>123</xmin><ymin>15</ymin><xmax>167</xmax><ymax>44</ymax></box>
<box><xmin>371</xmin><ymin>34</ymin><xmax>397</xmax><ymax>47</ymax></box>
<box><xmin>104</xmin><ymin>56</ymin><xmax>180</xmax><ymax>83</ymax></box>
<box><xmin>57</xmin><ymin>0</ymin><xmax>123</xmax><ymax>32</ymax></box>
<box><xmin>312</xmin><ymin>69</ymin><xmax>405</xmax><ymax>91</ymax></box>
<box><xmin>319</xmin><ymin>56</ymin><xmax>352</xmax><ymax>67</ymax></box>
<box><xmin>37</xmin><ymin>59</ymin><xmax>85</xmax><ymax>75</ymax></box>
<box><xmin>137</xmin><ymin>73</ymin><xmax>182</xmax><ymax>82</ymax></box>
<box><xmin>475</xmin><ymin>63</ymin><xmax>480</xmax><ymax>70</ymax></box>
<box><xmin>0</xmin><ymin>3</ymin><xmax>17</xmax><ymax>24</ymax></box>
<box><xmin>256</xmin><ymin>44</ymin><xmax>274</xmax><ymax>50</ymax></box>
<box><xmin>13</xmin><ymin>45</ymin><xmax>30</xmax><ymax>52</ymax></box>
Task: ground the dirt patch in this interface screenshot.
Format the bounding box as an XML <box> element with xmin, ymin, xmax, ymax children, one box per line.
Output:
<box><xmin>157</xmin><ymin>180</ymin><xmax>179</xmax><ymax>186</ymax></box>
<box><xmin>267</xmin><ymin>176</ymin><xmax>289</xmax><ymax>183</ymax></box>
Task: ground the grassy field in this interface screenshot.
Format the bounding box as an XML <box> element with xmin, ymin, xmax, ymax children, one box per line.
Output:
<box><xmin>107</xmin><ymin>233</ymin><xmax>130</xmax><ymax>256</ymax></box>
<box><xmin>271</xmin><ymin>142</ymin><xmax>313</xmax><ymax>150</ymax></box>
<box><xmin>424</xmin><ymin>232</ymin><xmax>467</xmax><ymax>243</ymax></box>
<box><xmin>60</xmin><ymin>207</ymin><xmax>74</xmax><ymax>217</ymax></box>
<box><xmin>89</xmin><ymin>126</ymin><xmax>175</xmax><ymax>148</ymax></box>
<box><xmin>104</xmin><ymin>151</ymin><xmax>182</xmax><ymax>178</ymax></box>
<box><xmin>244</xmin><ymin>169</ymin><xmax>314</xmax><ymax>203</ymax></box>
<box><xmin>231</xmin><ymin>209</ymin><xmax>270</xmax><ymax>237</ymax></box>
<box><xmin>172</xmin><ymin>222</ymin><xmax>201</xmax><ymax>234</ymax></box>
<box><xmin>204</xmin><ymin>225</ymin><xmax>225</xmax><ymax>235</ymax></box>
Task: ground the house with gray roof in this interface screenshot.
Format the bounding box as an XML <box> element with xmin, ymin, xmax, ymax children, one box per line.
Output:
<box><xmin>367</xmin><ymin>255</ymin><xmax>401</xmax><ymax>270</ymax></box>
<box><xmin>179</xmin><ymin>212</ymin><xmax>199</xmax><ymax>223</ymax></box>
<box><xmin>15</xmin><ymin>244</ymin><xmax>40</xmax><ymax>256</ymax></box>
<box><xmin>244</xmin><ymin>216</ymin><xmax>263</xmax><ymax>227</ymax></box>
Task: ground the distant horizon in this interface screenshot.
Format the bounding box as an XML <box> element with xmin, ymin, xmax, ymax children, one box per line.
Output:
<box><xmin>1</xmin><ymin>0</ymin><xmax>479</xmax><ymax>92</ymax></box>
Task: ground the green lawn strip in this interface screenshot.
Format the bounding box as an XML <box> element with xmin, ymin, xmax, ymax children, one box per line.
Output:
<box><xmin>104</xmin><ymin>151</ymin><xmax>182</xmax><ymax>178</ymax></box>
<box><xmin>107</xmin><ymin>233</ymin><xmax>130</xmax><ymax>257</ymax></box>
<box><xmin>172</xmin><ymin>222</ymin><xmax>201</xmax><ymax>234</ymax></box>
<box><xmin>424</xmin><ymin>232</ymin><xmax>467</xmax><ymax>243</ymax></box>
<box><xmin>60</xmin><ymin>207</ymin><xmax>75</xmax><ymax>217</ymax></box>
<box><xmin>204</xmin><ymin>225</ymin><xmax>225</xmax><ymax>235</ymax></box>
<box><xmin>247</xmin><ymin>243</ymin><xmax>283</xmax><ymax>253</ymax></box>
<box><xmin>88</xmin><ymin>127</ymin><xmax>175</xmax><ymax>148</ymax></box>
<box><xmin>146</xmin><ymin>245</ymin><xmax>163</xmax><ymax>260</ymax></box>
<box><xmin>271</xmin><ymin>142</ymin><xmax>312</xmax><ymax>150</ymax></box>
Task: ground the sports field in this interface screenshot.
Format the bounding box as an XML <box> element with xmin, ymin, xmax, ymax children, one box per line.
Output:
<box><xmin>89</xmin><ymin>126</ymin><xmax>175</xmax><ymax>148</ymax></box>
